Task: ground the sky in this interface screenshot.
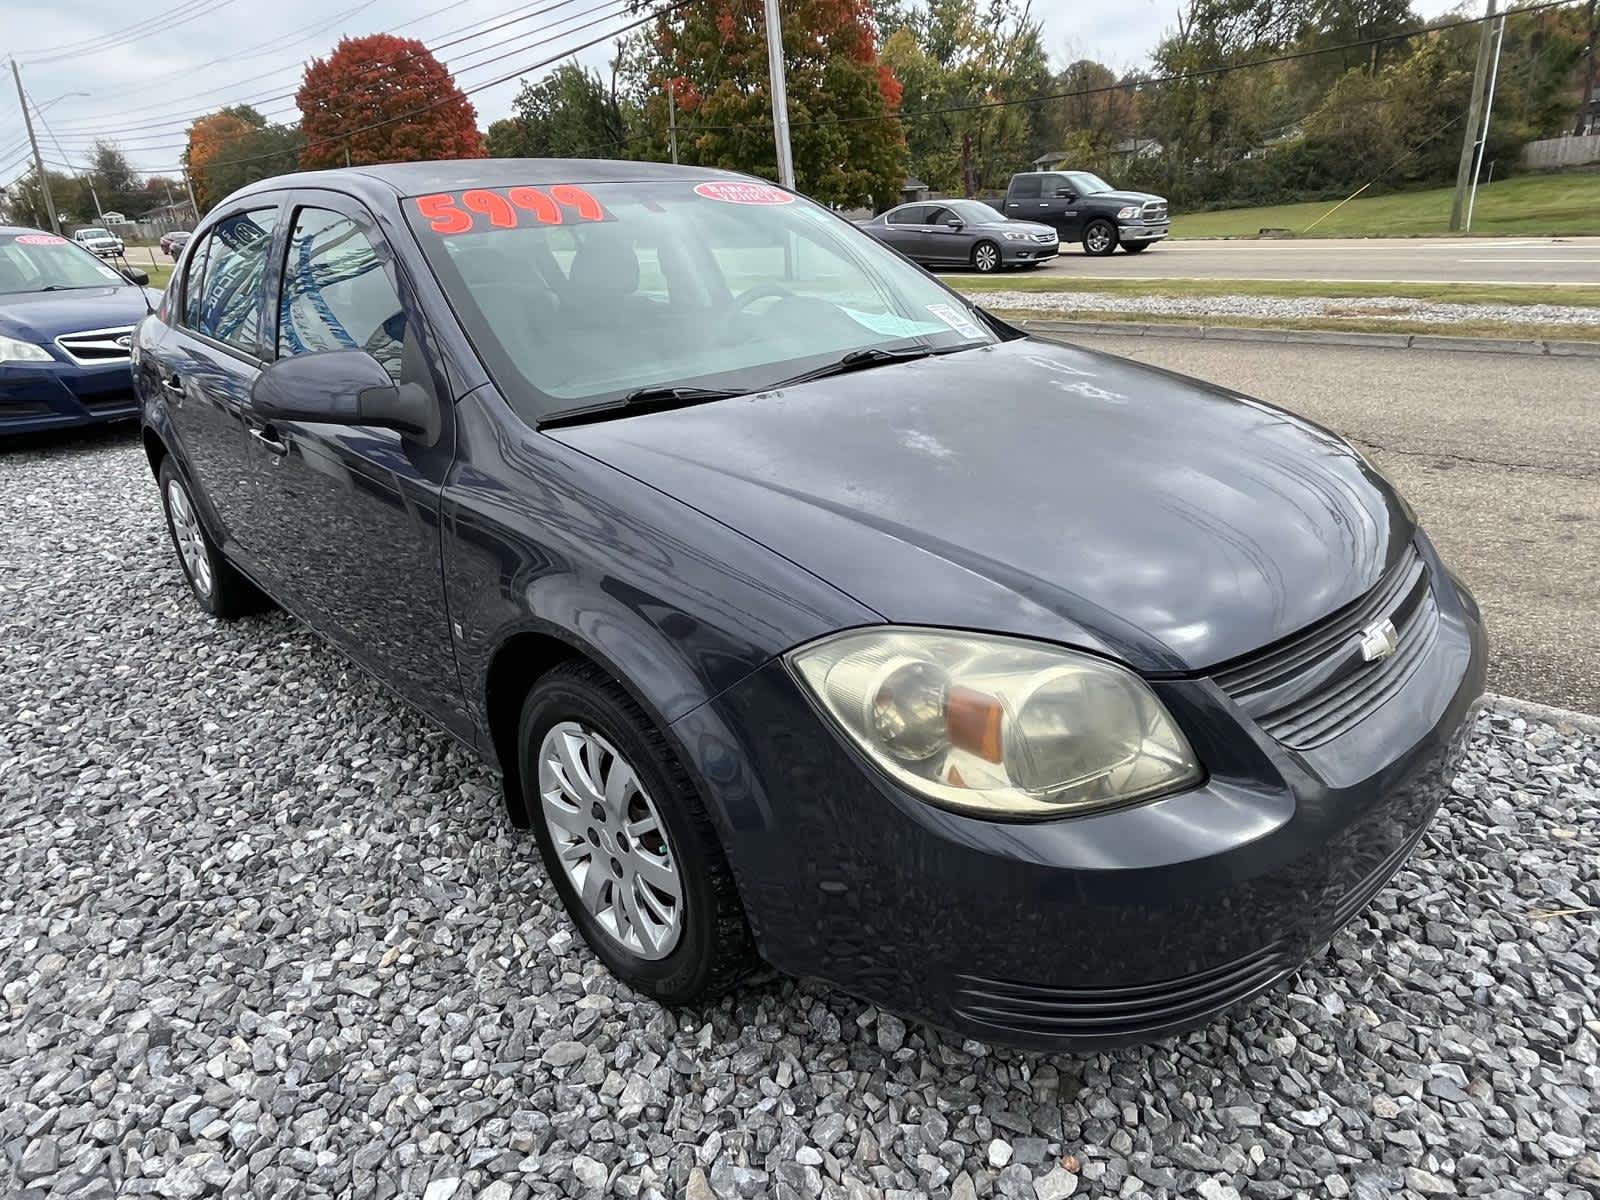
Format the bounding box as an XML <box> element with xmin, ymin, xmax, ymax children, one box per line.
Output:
<box><xmin>1</xmin><ymin>0</ymin><xmax>1472</xmax><ymax>184</ymax></box>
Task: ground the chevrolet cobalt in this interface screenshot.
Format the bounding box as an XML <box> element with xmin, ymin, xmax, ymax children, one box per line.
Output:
<box><xmin>134</xmin><ymin>162</ymin><xmax>1485</xmax><ymax>1048</ymax></box>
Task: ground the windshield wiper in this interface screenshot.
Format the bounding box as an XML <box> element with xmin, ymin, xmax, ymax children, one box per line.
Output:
<box><xmin>540</xmin><ymin>384</ymin><xmax>744</xmax><ymax>428</ymax></box>
<box><xmin>764</xmin><ymin>343</ymin><xmax>971</xmax><ymax>390</ymax></box>
<box><xmin>36</xmin><ymin>284</ymin><xmax>99</xmax><ymax>292</ymax></box>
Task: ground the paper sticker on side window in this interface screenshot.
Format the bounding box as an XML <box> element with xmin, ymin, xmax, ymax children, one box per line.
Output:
<box><xmin>411</xmin><ymin>186</ymin><xmax>608</xmax><ymax>235</ymax></box>
<box><xmin>693</xmin><ymin>181</ymin><xmax>794</xmax><ymax>205</ymax></box>
<box><xmin>926</xmin><ymin>303</ymin><xmax>984</xmax><ymax>339</ymax></box>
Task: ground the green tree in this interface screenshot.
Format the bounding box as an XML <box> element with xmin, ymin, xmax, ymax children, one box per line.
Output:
<box><xmin>878</xmin><ymin>0</ymin><xmax>1050</xmax><ymax>196</ymax></box>
<box><xmin>622</xmin><ymin>0</ymin><xmax>907</xmax><ymax>208</ymax></box>
<box><xmin>0</xmin><ymin>169</ymin><xmax>78</xmax><ymax>228</ymax></box>
<box><xmin>491</xmin><ymin>64</ymin><xmax>628</xmax><ymax>158</ymax></box>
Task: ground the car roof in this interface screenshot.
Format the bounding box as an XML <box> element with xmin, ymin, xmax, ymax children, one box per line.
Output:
<box><xmin>0</xmin><ymin>225</ymin><xmax>49</xmax><ymax>236</ymax></box>
<box><xmin>223</xmin><ymin>158</ymin><xmax>758</xmax><ymax>208</ymax></box>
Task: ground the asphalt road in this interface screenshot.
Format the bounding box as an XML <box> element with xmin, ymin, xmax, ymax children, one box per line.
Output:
<box><xmin>1057</xmin><ymin>332</ymin><xmax>1600</xmax><ymax>714</ymax></box>
<box><xmin>1033</xmin><ymin>236</ymin><xmax>1600</xmax><ymax>286</ymax></box>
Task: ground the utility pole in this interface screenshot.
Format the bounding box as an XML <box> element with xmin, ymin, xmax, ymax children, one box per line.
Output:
<box><xmin>761</xmin><ymin>0</ymin><xmax>795</xmax><ymax>189</ymax></box>
<box><xmin>1450</xmin><ymin>0</ymin><xmax>1497</xmax><ymax>232</ymax></box>
<box><xmin>667</xmin><ymin>80</ymin><xmax>679</xmax><ymax>164</ymax></box>
<box><xmin>11</xmin><ymin>59</ymin><xmax>60</xmax><ymax>235</ymax></box>
<box><xmin>1575</xmin><ymin>0</ymin><xmax>1597</xmax><ymax>135</ymax></box>
<box><xmin>182</xmin><ymin>166</ymin><xmax>200</xmax><ymax>222</ymax></box>
<box><xmin>1464</xmin><ymin>12</ymin><xmax>1506</xmax><ymax>232</ymax></box>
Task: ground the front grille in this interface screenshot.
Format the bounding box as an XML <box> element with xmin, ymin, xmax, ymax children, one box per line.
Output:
<box><xmin>1142</xmin><ymin>200</ymin><xmax>1169</xmax><ymax>221</ymax></box>
<box><xmin>1032</xmin><ymin>232</ymin><xmax>1056</xmax><ymax>243</ymax></box>
<box><xmin>1215</xmin><ymin>545</ymin><xmax>1438</xmax><ymax>749</ymax></box>
<box><xmin>952</xmin><ymin>942</ymin><xmax>1290</xmax><ymax>1041</ymax></box>
<box><xmin>55</xmin><ymin>327</ymin><xmax>135</xmax><ymax>366</ymax></box>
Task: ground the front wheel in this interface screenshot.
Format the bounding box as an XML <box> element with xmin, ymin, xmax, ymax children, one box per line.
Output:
<box><xmin>1121</xmin><ymin>241</ymin><xmax>1151</xmax><ymax>254</ymax></box>
<box><xmin>1082</xmin><ymin>220</ymin><xmax>1118</xmax><ymax>256</ymax></box>
<box><xmin>520</xmin><ymin>660</ymin><xmax>757</xmax><ymax>1004</ymax></box>
<box><xmin>971</xmin><ymin>240</ymin><xmax>1001</xmax><ymax>273</ymax></box>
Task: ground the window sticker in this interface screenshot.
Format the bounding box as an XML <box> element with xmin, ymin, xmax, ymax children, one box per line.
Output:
<box><xmin>842</xmin><ymin>307</ymin><xmax>947</xmax><ymax>339</ymax></box>
<box><xmin>926</xmin><ymin>302</ymin><xmax>984</xmax><ymax>339</ymax></box>
<box><xmin>411</xmin><ymin>185</ymin><xmax>608</xmax><ymax>235</ymax></box>
<box><xmin>693</xmin><ymin>181</ymin><xmax>794</xmax><ymax>206</ymax></box>
<box><xmin>16</xmin><ymin>234</ymin><xmax>65</xmax><ymax>245</ymax></box>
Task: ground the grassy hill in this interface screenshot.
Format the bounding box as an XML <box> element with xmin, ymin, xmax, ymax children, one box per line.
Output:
<box><xmin>1170</xmin><ymin>172</ymin><xmax>1600</xmax><ymax>238</ymax></box>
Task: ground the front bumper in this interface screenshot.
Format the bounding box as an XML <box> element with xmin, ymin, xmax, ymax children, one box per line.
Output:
<box><xmin>1002</xmin><ymin>240</ymin><xmax>1059</xmax><ymax>264</ymax></box>
<box><xmin>674</xmin><ymin>542</ymin><xmax>1486</xmax><ymax>1049</ymax></box>
<box><xmin>1118</xmin><ymin>221</ymin><xmax>1170</xmax><ymax>243</ymax></box>
<box><xmin>1</xmin><ymin>359</ymin><xmax>140</xmax><ymax>435</ymax></box>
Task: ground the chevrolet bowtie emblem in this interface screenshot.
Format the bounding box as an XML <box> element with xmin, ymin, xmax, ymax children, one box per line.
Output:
<box><xmin>1358</xmin><ymin>618</ymin><xmax>1400</xmax><ymax>663</ymax></box>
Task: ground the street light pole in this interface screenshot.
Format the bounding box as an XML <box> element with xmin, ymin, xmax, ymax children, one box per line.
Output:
<box><xmin>10</xmin><ymin>59</ymin><xmax>61</xmax><ymax>235</ymax></box>
<box><xmin>667</xmin><ymin>80</ymin><xmax>679</xmax><ymax>165</ymax></box>
<box><xmin>761</xmin><ymin>0</ymin><xmax>795</xmax><ymax>189</ymax></box>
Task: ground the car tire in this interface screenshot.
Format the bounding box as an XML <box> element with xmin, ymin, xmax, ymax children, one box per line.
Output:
<box><xmin>519</xmin><ymin>660</ymin><xmax>758</xmax><ymax>1004</ymax></box>
<box><xmin>971</xmin><ymin>240</ymin><xmax>1001</xmax><ymax>273</ymax></box>
<box><xmin>1121</xmin><ymin>242</ymin><xmax>1150</xmax><ymax>254</ymax></box>
<box><xmin>1082</xmin><ymin>219</ymin><xmax>1118</xmax><ymax>256</ymax></box>
<box><xmin>157</xmin><ymin>459</ymin><xmax>269</xmax><ymax>619</ymax></box>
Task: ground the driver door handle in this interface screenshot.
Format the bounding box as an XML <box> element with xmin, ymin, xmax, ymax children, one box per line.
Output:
<box><xmin>250</xmin><ymin>425</ymin><xmax>288</xmax><ymax>456</ymax></box>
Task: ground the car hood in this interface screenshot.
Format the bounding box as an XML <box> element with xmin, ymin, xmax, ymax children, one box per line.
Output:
<box><xmin>994</xmin><ymin>220</ymin><xmax>1056</xmax><ymax>237</ymax></box>
<box><xmin>1095</xmin><ymin>190</ymin><xmax>1165</xmax><ymax>207</ymax></box>
<box><xmin>550</xmin><ymin>338</ymin><xmax>1413</xmax><ymax>673</ymax></box>
<box><xmin>0</xmin><ymin>286</ymin><xmax>155</xmax><ymax>341</ymax></box>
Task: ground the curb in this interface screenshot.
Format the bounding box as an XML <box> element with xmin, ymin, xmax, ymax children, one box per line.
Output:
<box><xmin>1013</xmin><ymin>318</ymin><xmax>1600</xmax><ymax>358</ymax></box>
<box><xmin>1484</xmin><ymin>693</ymin><xmax>1600</xmax><ymax>738</ymax></box>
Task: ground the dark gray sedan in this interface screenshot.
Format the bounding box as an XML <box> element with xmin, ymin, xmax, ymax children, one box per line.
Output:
<box><xmin>860</xmin><ymin>199</ymin><xmax>1057</xmax><ymax>273</ymax></box>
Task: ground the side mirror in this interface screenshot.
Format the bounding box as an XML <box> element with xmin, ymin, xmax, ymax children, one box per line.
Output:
<box><xmin>1054</xmin><ymin>188</ymin><xmax>1076</xmax><ymax>199</ymax></box>
<box><xmin>944</xmin><ymin>218</ymin><xmax>965</xmax><ymax>229</ymax></box>
<box><xmin>121</xmin><ymin>267</ymin><xmax>149</xmax><ymax>285</ymax></box>
<box><xmin>251</xmin><ymin>348</ymin><xmax>440</xmax><ymax>445</ymax></box>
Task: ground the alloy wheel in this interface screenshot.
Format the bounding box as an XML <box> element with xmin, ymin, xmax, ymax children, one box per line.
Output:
<box><xmin>1086</xmin><ymin>224</ymin><xmax>1113</xmax><ymax>253</ymax></box>
<box><xmin>166</xmin><ymin>479</ymin><xmax>213</xmax><ymax>598</ymax></box>
<box><xmin>538</xmin><ymin>721</ymin><xmax>683</xmax><ymax>959</ymax></box>
<box><xmin>974</xmin><ymin>243</ymin><xmax>999</xmax><ymax>272</ymax></box>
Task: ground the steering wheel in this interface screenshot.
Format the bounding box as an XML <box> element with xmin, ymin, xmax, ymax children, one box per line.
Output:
<box><xmin>732</xmin><ymin>283</ymin><xmax>798</xmax><ymax>311</ymax></box>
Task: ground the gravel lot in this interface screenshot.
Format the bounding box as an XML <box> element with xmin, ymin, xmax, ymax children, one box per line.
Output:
<box><xmin>3</xmin><ymin>431</ymin><xmax>1598</xmax><ymax>1200</ymax></box>
<box><xmin>951</xmin><ymin>290</ymin><xmax>1600</xmax><ymax>329</ymax></box>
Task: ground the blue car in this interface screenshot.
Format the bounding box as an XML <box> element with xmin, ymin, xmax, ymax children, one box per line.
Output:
<box><xmin>134</xmin><ymin>162</ymin><xmax>1485</xmax><ymax>1049</ymax></box>
<box><xmin>0</xmin><ymin>226</ymin><xmax>158</xmax><ymax>435</ymax></box>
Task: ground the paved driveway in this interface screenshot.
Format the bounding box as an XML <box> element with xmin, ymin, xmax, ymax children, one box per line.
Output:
<box><xmin>1028</xmin><ymin>236</ymin><xmax>1600</xmax><ymax>286</ymax></box>
<box><xmin>1059</xmin><ymin>332</ymin><xmax>1600</xmax><ymax>714</ymax></box>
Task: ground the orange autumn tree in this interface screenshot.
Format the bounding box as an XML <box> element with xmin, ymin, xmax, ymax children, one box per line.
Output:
<box><xmin>185</xmin><ymin>107</ymin><xmax>265</xmax><ymax>210</ymax></box>
<box><xmin>296</xmin><ymin>34</ymin><xmax>485</xmax><ymax>169</ymax></box>
<box><xmin>627</xmin><ymin>0</ymin><xmax>906</xmax><ymax>208</ymax></box>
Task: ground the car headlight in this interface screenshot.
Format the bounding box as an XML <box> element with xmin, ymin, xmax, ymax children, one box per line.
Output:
<box><xmin>1116</xmin><ymin>206</ymin><xmax>1141</xmax><ymax>220</ymax></box>
<box><xmin>0</xmin><ymin>333</ymin><xmax>53</xmax><ymax>363</ymax></box>
<box><xmin>1002</xmin><ymin>230</ymin><xmax>1031</xmax><ymax>241</ymax></box>
<box><xmin>788</xmin><ymin>627</ymin><xmax>1202</xmax><ymax>818</ymax></box>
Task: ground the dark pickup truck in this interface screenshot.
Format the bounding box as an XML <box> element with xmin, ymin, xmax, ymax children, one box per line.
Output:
<box><xmin>991</xmin><ymin>171</ymin><xmax>1169</xmax><ymax>256</ymax></box>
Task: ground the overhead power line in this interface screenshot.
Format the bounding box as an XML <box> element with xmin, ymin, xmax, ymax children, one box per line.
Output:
<box><xmin>22</xmin><ymin>0</ymin><xmax>248</xmax><ymax>66</ymax></box>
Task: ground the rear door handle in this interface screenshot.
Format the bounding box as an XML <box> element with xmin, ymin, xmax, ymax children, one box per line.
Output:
<box><xmin>250</xmin><ymin>425</ymin><xmax>288</xmax><ymax>456</ymax></box>
<box><xmin>161</xmin><ymin>373</ymin><xmax>184</xmax><ymax>395</ymax></box>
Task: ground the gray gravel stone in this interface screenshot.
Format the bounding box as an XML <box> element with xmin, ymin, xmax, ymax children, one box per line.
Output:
<box><xmin>2</xmin><ymin>434</ymin><xmax>1597</xmax><ymax>1200</ymax></box>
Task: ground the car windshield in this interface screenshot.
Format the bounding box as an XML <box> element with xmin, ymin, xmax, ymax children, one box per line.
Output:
<box><xmin>944</xmin><ymin>200</ymin><xmax>1000</xmax><ymax>224</ymax></box>
<box><xmin>1063</xmin><ymin>173</ymin><xmax>1113</xmax><ymax>195</ymax></box>
<box><xmin>79</xmin><ymin>228</ymin><xmax>111</xmax><ymax>239</ymax></box>
<box><xmin>404</xmin><ymin>179</ymin><xmax>998</xmax><ymax>421</ymax></box>
<box><xmin>0</xmin><ymin>233</ymin><xmax>130</xmax><ymax>294</ymax></box>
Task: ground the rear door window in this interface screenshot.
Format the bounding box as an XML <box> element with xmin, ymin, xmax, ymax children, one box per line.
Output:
<box><xmin>1010</xmin><ymin>175</ymin><xmax>1042</xmax><ymax>199</ymax></box>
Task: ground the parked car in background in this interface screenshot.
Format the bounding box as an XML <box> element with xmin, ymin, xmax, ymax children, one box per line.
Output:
<box><xmin>994</xmin><ymin>171</ymin><xmax>1169</xmax><ymax>256</ymax></box>
<box><xmin>72</xmin><ymin>226</ymin><xmax>125</xmax><ymax>258</ymax></box>
<box><xmin>159</xmin><ymin>230</ymin><xmax>192</xmax><ymax>259</ymax></box>
<box><xmin>0</xmin><ymin>227</ymin><xmax>155</xmax><ymax>435</ymax></box>
<box><xmin>859</xmin><ymin>199</ymin><xmax>1057</xmax><ymax>273</ymax></box>
<box><xmin>137</xmin><ymin>161</ymin><xmax>1484</xmax><ymax>1050</ymax></box>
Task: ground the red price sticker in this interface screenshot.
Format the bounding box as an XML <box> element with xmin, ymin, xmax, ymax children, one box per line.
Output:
<box><xmin>693</xmin><ymin>181</ymin><xmax>793</xmax><ymax>205</ymax></box>
<box><xmin>411</xmin><ymin>185</ymin><xmax>607</xmax><ymax>235</ymax></box>
<box><xmin>16</xmin><ymin>233</ymin><xmax>66</xmax><ymax>245</ymax></box>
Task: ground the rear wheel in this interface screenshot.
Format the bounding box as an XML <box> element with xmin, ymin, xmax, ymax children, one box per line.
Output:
<box><xmin>1121</xmin><ymin>241</ymin><xmax>1151</xmax><ymax>254</ymax></box>
<box><xmin>157</xmin><ymin>459</ymin><xmax>268</xmax><ymax>619</ymax></box>
<box><xmin>971</xmin><ymin>240</ymin><xmax>1001</xmax><ymax>273</ymax></box>
<box><xmin>520</xmin><ymin>660</ymin><xmax>757</xmax><ymax>1003</ymax></box>
<box><xmin>1082</xmin><ymin>219</ymin><xmax>1118</xmax><ymax>256</ymax></box>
